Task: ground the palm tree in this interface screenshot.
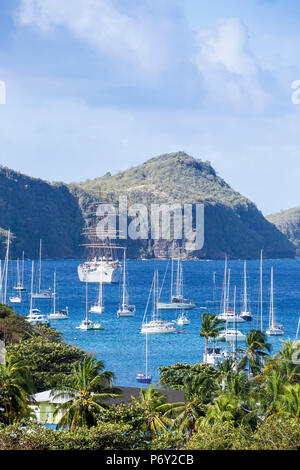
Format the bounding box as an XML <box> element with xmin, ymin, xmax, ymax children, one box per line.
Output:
<box><xmin>161</xmin><ymin>376</ymin><xmax>206</xmax><ymax>437</ymax></box>
<box><xmin>53</xmin><ymin>357</ymin><xmax>120</xmax><ymax>430</ymax></box>
<box><xmin>277</xmin><ymin>384</ymin><xmax>300</xmax><ymax>420</ymax></box>
<box><xmin>0</xmin><ymin>356</ymin><xmax>33</xmax><ymax>424</ymax></box>
<box><xmin>202</xmin><ymin>395</ymin><xmax>236</xmax><ymax>425</ymax></box>
<box><xmin>200</xmin><ymin>313</ymin><xmax>225</xmax><ymax>363</ymax></box>
<box><xmin>137</xmin><ymin>385</ymin><xmax>172</xmax><ymax>438</ymax></box>
<box><xmin>238</xmin><ymin>330</ymin><xmax>271</xmax><ymax>379</ymax></box>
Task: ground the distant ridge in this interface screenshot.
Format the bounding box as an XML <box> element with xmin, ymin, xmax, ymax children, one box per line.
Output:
<box><xmin>0</xmin><ymin>153</ymin><xmax>295</xmax><ymax>259</ymax></box>
<box><xmin>267</xmin><ymin>206</ymin><xmax>300</xmax><ymax>256</ymax></box>
<box><xmin>73</xmin><ymin>151</ymin><xmax>295</xmax><ymax>260</ymax></box>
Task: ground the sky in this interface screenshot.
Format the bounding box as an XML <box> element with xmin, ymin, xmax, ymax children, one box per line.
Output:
<box><xmin>0</xmin><ymin>0</ymin><xmax>300</xmax><ymax>214</ymax></box>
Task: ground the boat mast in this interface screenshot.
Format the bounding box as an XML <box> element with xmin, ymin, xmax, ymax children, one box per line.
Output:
<box><xmin>30</xmin><ymin>261</ymin><xmax>34</xmax><ymax>314</ymax></box>
<box><xmin>21</xmin><ymin>251</ymin><xmax>25</xmax><ymax>287</ymax></box>
<box><xmin>85</xmin><ymin>282</ymin><xmax>88</xmax><ymax>322</ymax></box>
<box><xmin>122</xmin><ymin>249</ymin><xmax>126</xmax><ymax>309</ymax></box>
<box><xmin>16</xmin><ymin>258</ymin><xmax>20</xmax><ymax>287</ymax></box>
<box><xmin>53</xmin><ymin>270</ymin><xmax>56</xmax><ymax>315</ymax></box>
<box><xmin>260</xmin><ymin>249</ymin><xmax>263</xmax><ymax>332</ymax></box>
<box><xmin>269</xmin><ymin>267</ymin><xmax>274</xmax><ymax>329</ymax></box>
<box><xmin>145</xmin><ymin>332</ymin><xmax>148</xmax><ymax>377</ymax></box>
<box><xmin>243</xmin><ymin>261</ymin><xmax>248</xmax><ymax>313</ymax></box>
<box><xmin>38</xmin><ymin>239</ymin><xmax>42</xmax><ymax>294</ymax></box>
<box><xmin>170</xmin><ymin>243</ymin><xmax>174</xmax><ymax>301</ymax></box>
<box><xmin>4</xmin><ymin>229</ymin><xmax>10</xmax><ymax>305</ymax></box>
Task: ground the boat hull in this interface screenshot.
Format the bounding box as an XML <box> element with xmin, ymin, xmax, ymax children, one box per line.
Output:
<box><xmin>157</xmin><ymin>302</ymin><xmax>195</xmax><ymax>310</ymax></box>
<box><xmin>78</xmin><ymin>260</ymin><xmax>121</xmax><ymax>284</ymax></box>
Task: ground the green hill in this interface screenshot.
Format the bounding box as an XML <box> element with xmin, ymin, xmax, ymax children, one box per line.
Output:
<box><xmin>0</xmin><ymin>166</ymin><xmax>85</xmax><ymax>259</ymax></box>
<box><xmin>75</xmin><ymin>151</ymin><xmax>295</xmax><ymax>259</ymax></box>
<box><xmin>0</xmin><ymin>153</ymin><xmax>295</xmax><ymax>260</ymax></box>
<box><xmin>267</xmin><ymin>207</ymin><xmax>300</xmax><ymax>255</ymax></box>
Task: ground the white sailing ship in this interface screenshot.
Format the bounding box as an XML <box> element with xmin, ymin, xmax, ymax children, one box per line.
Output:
<box><xmin>78</xmin><ymin>200</ymin><xmax>121</xmax><ymax>284</ymax></box>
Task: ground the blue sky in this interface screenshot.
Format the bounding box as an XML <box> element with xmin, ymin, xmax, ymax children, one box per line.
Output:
<box><xmin>0</xmin><ymin>0</ymin><xmax>300</xmax><ymax>214</ymax></box>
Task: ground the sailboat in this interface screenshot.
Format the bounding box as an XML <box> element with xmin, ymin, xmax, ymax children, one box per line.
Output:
<box><xmin>157</xmin><ymin>254</ymin><xmax>195</xmax><ymax>310</ymax></box>
<box><xmin>217</xmin><ymin>265</ymin><xmax>245</xmax><ymax>324</ymax></box>
<box><xmin>177</xmin><ymin>311</ymin><xmax>190</xmax><ymax>325</ymax></box>
<box><xmin>26</xmin><ymin>261</ymin><xmax>49</xmax><ymax>326</ymax></box>
<box><xmin>117</xmin><ymin>249</ymin><xmax>135</xmax><ymax>317</ymax></box>
<box><xmin>10</xmin><ymin>259</ymin><xmax>22</xmax><ymax>303</ymax></box>
<box><xmin>90</xmin><ymin>267</ymin><xmax>104</xmax><ymax>314</ymax></box>
<box><xmin>141</xmin><ymin>271</ymin><xmax>176</xmax><ymax>334</ymax></box>
<box><xmin>48</xmin><ymin>271</ymin><xmax>69</xmax><ymax>320</ymax></box>
<box><xmin>240</xmin><ymin>261</ymin><xmax>252</xmax><ymax>321</ymax></box>
<box><xmin>2</xmin><ymin>230</ymin><xmax>10</xmax><ymax>305</ymax></box>
<box><xmin>136</xmin><ymin>332</ymin><xmax>152</xmax><ymax>384</ymax></box>
<box><xmin>32</xmin><ymin>239</ymin><xmax>53</xmax><ymax>299</ymax></box>
<box><xmin>266</xmin><ymin>267</ymin><xmax>284</xmax><ymax>336</ymax></box>
<box><xmin>77</xmin><ymin>283</ymin><xmax>103</xmax><ymax>330</ymax></box>
<box><xmin>13</xmin><ymin>253</ymin><xmax>26</xmax><ymax>292</ymax></box>
<box><xmin>217</xmin><ymin>285</ymin><xmax>246</xmax><ymax>343</ymax></box>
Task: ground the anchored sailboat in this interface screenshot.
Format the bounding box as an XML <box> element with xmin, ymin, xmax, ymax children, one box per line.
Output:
<box><xmin>26</xmin><ymin>261</ymin><xmax>49</xmax><ymax>326</ymax></box>
<box><xmin>136</xmin><ymin>332</ymin><xmax>152</xmax><ymax>384</ymax></box>
<box><xmin>117</xmin><ymin>249</ymin><xmax>135</xmax><ymax>317</ymax></box>
<box><xmin>240</xmin><ymin>261</ymin><xmax>252</xmax><ymax>321</ymax></box>
<box><xmin>218</xmin><ymin>263</ymin><xmax>245</xmax><ymax>324</ymax></box>
<box><xmin>13</xmin><ymin>253</ymin><xmax>26</xmax><ymax>292</ymax></box>
<box><xmin>141</xmin><ymin>271</ymin><xmax>176</xmax><ymax>334</ymax></box>
<box><xmin>90</xmin><ymin>267</ymin><xmax>104</xmax><ymax>314</ymax></box>
<box><xmin>266</xmin><ymin>267</ymin><xmax>284</xmax><ymax>336</ymax></box>
<box><xmin>48</xmin><ymin>271</ymin><xmax>69</xmax><ymax>320</ymax></box>
<box><xmin>157</xmin><ymin>252</ymin><xmax>195</xmax><ymax>310</ymax></box>
<box><xmin>77</xmin><ymin>283</ymin><xmax>103</xmax><ymax>330</ymax></box>
<box><xmin>32</xmin><ymin>239</ymin><xmax>53</xmax><ymax>299</ymax></box>
<box><xmin>10</xmin><ymin>258</ymin><xmax>22</xmax><ymax>303</ymax></box>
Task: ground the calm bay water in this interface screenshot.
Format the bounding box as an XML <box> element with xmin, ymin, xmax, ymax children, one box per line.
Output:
<box><xmin>8</xmin><ymin>258</ymin><xmax>300</xmax><ymax>386</ymax></box>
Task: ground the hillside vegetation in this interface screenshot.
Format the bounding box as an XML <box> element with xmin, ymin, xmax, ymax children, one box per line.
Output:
<box><xmin>0</xmin><ymin>153</ymin><xmax>295</xmax><ymax>259</ymax></box>
<box><xmin>76</xmin><ymin>152</ymin><xmax>295</xmax><ymax>259</ymax></box>
<box><xmin>267</xmin><ymin>207</ymin><xmax>300</xmax><ymax>255</ymax></box>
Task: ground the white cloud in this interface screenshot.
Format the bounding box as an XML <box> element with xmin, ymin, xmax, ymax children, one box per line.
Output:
<box><xmin>17</xmin><ymin>0</ymin><xmax>156</xmax><ymax>72</ymax></box>
<box><xmin>194</xmin><ymin>18</ymin><xmax>268</xmax><ymax>111</ymax></box>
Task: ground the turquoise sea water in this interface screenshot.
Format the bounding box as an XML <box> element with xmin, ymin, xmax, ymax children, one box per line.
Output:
<box><xmin>8</xmin><ymin>258</ymin><xmax>300</xmax><ymax>386</ymax></box>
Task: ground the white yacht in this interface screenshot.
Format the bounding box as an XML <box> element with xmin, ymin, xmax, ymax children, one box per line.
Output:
<box><xmin>9</xmin><ymin>295</ymin><xmax>22</xmax><ymax>304</ymax></box>
<box><xmin>90</xmin><ymin>267</ymin><xmax>104</xmax><ymax>314</ymax></box>
<box><xmin>13</xmin><ymin>255</ymin><xmax>27</xmax><ymax>292</ymax></box>
<box><xmin>77</xmin><ymin>283</ymin><xmax>103</xmax><ymax>331</ymax></box>
<box><xmin>48</xmin><ymin>271</ymin><xmax>69</xmax><ymax>320</ymax></box>
<box><xmin>157</xmin><ymin>252</ymin><xmax>195</xmax><ymax>310</ymax></box>
<box><xmin>266</xmin><ymin>267</ymin><xmax>284</xmax><ymax>336</ymax></box>
<box><xmin>117</xmin><ymin>249</ymin><xmax>135</xmax><ymax>317</ymax></box>
<box><xmin>177</xmin><ymin>312</ymin><xmax>190</xmax><ymax>326</ymax></box>
<box><xmin>26</xmin><ymin>261</ymin><xmax>49</xmax><ymax>326</ymax></box>
<box><xmin>141</xmin><ymin>271</ymin><xmax>176</xmax><ymax>334</ymax></box>
<box><xmin>240</xmin><ymin>261</ymin><xmax>252</xmax><ymax>321</ymax></box>
<box><xmin>218</xmin><ymin>310</ymin><xmax>245</xmax><ymax>323</ymax></box>
<box><xmin>216</xmin><ymin>329</ymin><xmax>246</xmax><ymax>342</ymax></box>
<box><xmin>32</xmin><ymin>239</ymin><xmax>53</xmax><ymax>299</ymax></box>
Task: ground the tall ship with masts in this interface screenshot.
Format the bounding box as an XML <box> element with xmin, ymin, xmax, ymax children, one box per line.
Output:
<box><xmin>77</xmin><ymin>198</ymin><xmax>122</xmax><ymax>284</ymax></box>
